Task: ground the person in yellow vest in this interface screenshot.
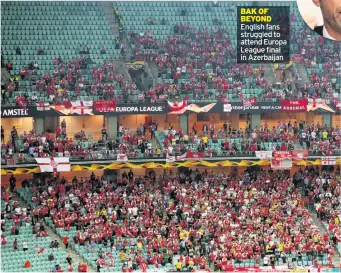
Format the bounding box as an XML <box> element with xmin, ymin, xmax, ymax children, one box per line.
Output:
<box><xmin>119</xmin><ymin>25</ymin><xmax>123</xmax><ymax>39</ymax></box>
<box><xmin>279</xmin><ymin>242</ymin><xmax>284</xmax><ymax>253</ymax></box>
<box><xmin>100</xmin><ymin>209</ymin><xmax>107</xmax><ymax>216</ymax></box>
<box><xmin>322</xmin><ymin>130</ymin><xmax>328</xmax><ymax>140</ymax></box>
<box><xmin>313</xmin><ymin>234</ymin><xmax>319</xmax><ymax>243</ymax></box>
<box><xmin>183</xmin><ymin>134</ymin><xmax>189</xmax><ymax>144</ymax></box>
<box><xmin>335</xmin><ymin>216</ymin><xmax>339</xmax><ymax>225</ymax></box>
<box><xmin>175</xmin><ymin>259</ymin><xmax>182</xmax><ymax>271</ymax></box>
<box><xmin>156</xmin><ymin>147</ymin><xmax>161</xmax><ymax>157</ymax></box>
<box><xmin>57</xmin><ymin>88</ymin><xmax>64</xmax><ymax>95</ymax></box>
<box><xmin>114</xmin><ymin>8</ymin><xmax>119</xmax><ymax>23</ymax></box>
<box><xmin>179</xmin><ymin>230</ymin><xmax>185</xmax><ymax>240</ymax></box>
<box><xmin>119</xmin><ymin>250</ymin><xmax>125</xmax><ymax>262</ymax></box>
<box><xmin>1</xmin><ymin>88</ymin><xmax>5</xmax><ymax>102</ymax></box>
<box><xmin>137</xmin><ymin>241</ymin><xmax>143</xmax><ymax>252</ymax></box>
<box><xmin>202</xmin><ymin>136</ymin><xmax>208</xmax><ymax>147</ymax></box>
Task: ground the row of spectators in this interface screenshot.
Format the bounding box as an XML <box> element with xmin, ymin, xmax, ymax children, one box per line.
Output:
<box><xmin>2</xmin><ymin>119</ymin><xmax>341</xmax><ymax>164</ymax></box>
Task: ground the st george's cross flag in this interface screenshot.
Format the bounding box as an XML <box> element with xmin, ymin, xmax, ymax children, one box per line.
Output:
<box><xmin>35</xmin><ymin>157</ymin><xmax>71</xmax><ymax>173</ymax></box>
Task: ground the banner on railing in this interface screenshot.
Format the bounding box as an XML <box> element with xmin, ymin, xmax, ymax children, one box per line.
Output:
<box><xmin>93</xmin><ymin>100</ymin><xmax>116</xmax><ymax>113</ymax></box>
<box><xmin>255</xmin><ymin>151</ymin><xmax>273</xmax><ymax>159</ymax></box>
<box><xmin>271</xmin><ymin>158</ymin><xmax>293</xmax><ymax>169</ymax></box>
<box><xmin>186</xmin><ymin>152</ymin><xmax>205</xmax><ymax>159</ymax></box>
<box><xmin>51</xmin><ymin>100</ymin><xmax>93</xmax><ymax>116</ymax></box>
<box><xmin>321</xmin><ymin>157</ymin><xmax>337</xmax><ymax>165</ymax></box>
<box><xmin>274</xmin><ymin>151</ymin><xmax>292</xmax><ymax>159</ymax></box>
<box><xmin>280</xmin><ymin>99</ymin><xmax>307</xmax><ymax>112</ymax></box>
<box><xmin>35</xmin><ymin>157</ymin><xmax>71</xmax><ymax>173</ymax></box>
<box><xmin>116</xmin><ymin>154</ymin><xmax>128</xmax><ymax>162</ymax></box>
<box><xmin>36</xmin><ymin>102</ymin><xmax>50</xmax><ymax>111</ymax></box>
<box><xmin>292</xmin><ymin>150</ymin><xmax>308</xmax><ymax>159</ymax></box>
<box><xmin>242</xmin><ymin>97</ymin><xmax>257</xmax><ymax>106</ymax></box>
<box><xmin>166</xmin><ymin>153</ymin><xmax>187</xmax><ymax>163</ymax></box>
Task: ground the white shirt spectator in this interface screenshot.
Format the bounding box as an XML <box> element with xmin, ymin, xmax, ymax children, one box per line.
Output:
<box><xmin>49</xmin><ymin>94</ymin><xmax>55</xmax><ymax>102</ymax></box>
<box><xmin>168</xmin><ymin>146</ymin><xmax>173</xmax><ymax>154</ymax></box>
<box><xmin>311</xmin><ymin>131</ymin><xmax>316</xmax><ymax>139</ymax></box>
<box><xmin>147</xmin><ymin>142</ymin><xmax>152</xmax><ymax>150</ymax></box>
<box><xmin>108</xmin><ymin>207</ymin><xmax>113</xmax><ymax>215</ymax></box>
<box><xmin>263</xmin><ymin>256</ymin><xmax>269</xmax><ymax>265</ymax></box>
<box><xmin>31</xmin><ymin>94</ymin><xmax>38</xmax><ymax>101</ymax></box>
<box><xmin>15</xmin><ymin>207</ymin><xmax>22</xmax><ymax>215</ymax></box>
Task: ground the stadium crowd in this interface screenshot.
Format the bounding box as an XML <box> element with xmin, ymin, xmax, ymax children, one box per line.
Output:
<box><xmin>2</xmin><ymin>15</ymin><xmax>340</xmax><ymax>107</ymax></box>
<box><xmin>2</xmin><ymin>166</ymin><xmax>339</xmax><ymax>272</ymax></box>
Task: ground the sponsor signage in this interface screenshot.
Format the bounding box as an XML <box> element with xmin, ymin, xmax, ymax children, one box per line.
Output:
<box><xmin>223</xmin><ymin>104</ymin><xmax>232</xmax><ymax>112</ymax></box>
<box><xmin>223</xmin><ymin>104</ymin><xmax>282</xmax><ymax>112</ymax></box>
<box><xmin>1</xmin><ymin>108</ymin><xmax>29</xmax><ymax>117</ymax></box>
<box><xmin>115</xmin><ymin>106</ymin><xmax>165</xmax><ymax>113</ymax></box>
<box><xmin>93</xmin><ymin>104</ymin><xmax>168</xmax><ymax>115</ymax></box>
<box><xmin>125</xmin><ymin>61</ymin><xmax>144</xmax><ymax>70</ymax></box>
<box><xmin>2</xmin><ymin>104</ymin><xmax>168</xmax><ymax>118</ymax></box>
<box><xmin>2</xmin><ymin>101</ymin><xmax>336</xmax><ymax>118</ymax></box>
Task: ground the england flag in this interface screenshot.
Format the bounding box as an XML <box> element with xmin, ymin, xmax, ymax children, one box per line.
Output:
<box><xmin>35</xmin><ymin>157</ymin><xmax>71</xmax><ymax>173</ymax></box>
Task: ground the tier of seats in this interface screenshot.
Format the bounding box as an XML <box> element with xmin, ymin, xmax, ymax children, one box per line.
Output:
<box><xmin>1</xmin><ymin>1</ymin><xmax>119</xmax><ymax>74</ymax></box>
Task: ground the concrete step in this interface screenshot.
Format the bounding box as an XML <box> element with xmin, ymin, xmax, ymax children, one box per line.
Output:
<box><xmin>100</xmin><ymin>1</ymin><xmax>134</xmax><ymax>62</ymax></box>
<box><xmin>295</xmin><ymin>63</ymin><xmax>310</xmax><ymax>85</ymax></box>
<box><xmin>148</xmin><ymin>62</ymin><xmax>159</xmax><ymax>80</ymax></box>
<box><xmin>263</xmin><ymin>64</ymin><xmax>277</xmax><ymax>84</ymax></box>
<box><xmin>112</xmin><ymin>60</ymin><xmax>132</xmax><ymax>83</ymax></box>
<box><xmin>100</xmin><ymin>1</ymin><xmax>119</xmax><ymax>37</ymax></box>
